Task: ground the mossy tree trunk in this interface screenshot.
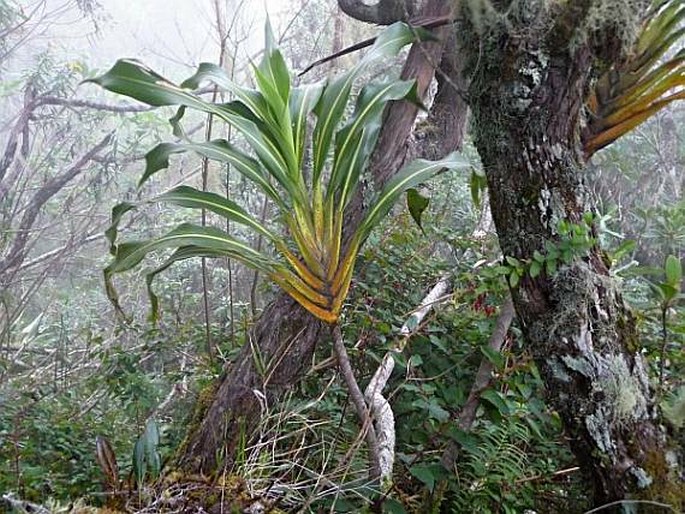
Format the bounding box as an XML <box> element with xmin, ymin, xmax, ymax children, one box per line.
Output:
<box><xmin>175</xmin><ymin>294</ymin><xmax>325</xmax><ymax>474</ymax></box>
<box><xmin>458</xmin><ymin>1</ymin><xmax>682</xmax><ymax>508</ymax></box>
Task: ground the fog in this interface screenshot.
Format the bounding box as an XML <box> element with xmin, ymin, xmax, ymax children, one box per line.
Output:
<box><xmin>11</xmin><ymin>0</ymin><xmax>292</xmax><ymax>78</ymax></box>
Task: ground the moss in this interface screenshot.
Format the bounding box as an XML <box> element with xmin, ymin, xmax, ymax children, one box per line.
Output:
<box><xmin>599</xmin><ymin>354</ymin><xmax>648</xmax><ymax>424</ymax></box>
<box><xmin>173</xmin><ymin>379</ymin><xmax>220</xmax><ymax>469</ymax></box>
<box><xmin>638</xmin><ymin>447</ymin><xmax>685</xmax><ymax>510</ymax></box>
<box><xmin>616</xmin><ymin>311</ymin><xmax>640</xmax><ymax>354</ymax></box>
<box><xmin>662</xmin><ymin>387</ymin><xmax>685</xmax><ymax>430</ymax></box>
<box><xmin>571</xmin><ymin>0</ymin><xmax>650</xmax><ymax>61</ymax></box>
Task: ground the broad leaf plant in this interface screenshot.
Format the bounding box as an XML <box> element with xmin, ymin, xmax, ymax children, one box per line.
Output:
<box><xmin>88</xmin><ymin>23</ymin><xmax>468</xmax><ymax>324</ymax></box>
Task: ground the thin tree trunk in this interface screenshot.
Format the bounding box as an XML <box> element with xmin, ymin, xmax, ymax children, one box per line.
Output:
<box><xmin>175</xmin><ymin>0</ymin><xmax>467</xmax><ymax>475</ymax></box>
<box><xmin>440</xmin><ymin>295</ymin><xmax>515</xmax><ymax>470</ymax></box>
<box><xmin>459</xmin><ymin>3</ymin><xmax>682</xmax><ymax>507</ymax></box>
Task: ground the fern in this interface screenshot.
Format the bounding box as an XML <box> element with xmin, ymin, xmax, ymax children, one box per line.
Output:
<box><xmin>450</xmin><ymin>419</ymin><xmax>532</xmax><ymax>513</ymax></box>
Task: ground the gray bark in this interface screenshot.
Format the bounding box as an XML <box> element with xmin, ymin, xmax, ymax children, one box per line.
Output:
<box><xmin>337</xmin><ymin>0</ymin><xmax>418</xmax><ymax>25</ymax></box>
<box><xmin>459</xmin><ymin>1</ymin><xmax>682</xmax><ymax>507</ymax></box>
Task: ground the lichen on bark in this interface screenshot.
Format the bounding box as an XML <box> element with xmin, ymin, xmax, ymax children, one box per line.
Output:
<box><xmin>457</xmin><ymin>0</ymin><xmax>682</xmax><ymax>506</ymax></box>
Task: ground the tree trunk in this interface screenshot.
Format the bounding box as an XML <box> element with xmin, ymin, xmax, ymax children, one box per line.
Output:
<box><xmin>175</xmin><ymin>293</ymin><xmax>325</xmax><ymax>473</ymax></box>
<box><xmin>459</xmin><ymin>3</ymin><xmax>683</xmax><ymax>509</ymax></box>
<box><xmin>175</xmin><ymin>0</ymin><xmax>466</xmax><ymax>474</ymax></box>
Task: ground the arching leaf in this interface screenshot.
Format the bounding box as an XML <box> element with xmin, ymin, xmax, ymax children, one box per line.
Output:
<box><xmin>155</xmin><ymin>186</ymin><xmax>279</xmax><ymax>242</ymax></box>
<box><xmin>141</xmin><ymin>140</ymin><xmax>284</xmax><ymax>207</ymax></box>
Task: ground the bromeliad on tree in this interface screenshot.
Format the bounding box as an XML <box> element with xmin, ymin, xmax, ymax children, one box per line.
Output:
<box><xmin>583</xmin><ymin>0</ymin><xmax>685</xmax><ymax>156</ymax></box>
<box><xmin>88</xmin><ymin>21</ymin><xmax>470</xmax><ymax>481</ymax></box>
<box><xmin>88</xmin><ymin>22</ymin><xmax>468</xmax><ymax>326</ymax></box>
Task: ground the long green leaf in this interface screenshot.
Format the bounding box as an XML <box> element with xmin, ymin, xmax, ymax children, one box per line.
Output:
<box><xmin>141</xmin><ymin>140</ymin><xmax>284</xmax><ymax>207</ymax></box>
<box><xmin>255</xmin><ymin>22</ymin><xmax>303</xmax><ymax>185</ymax></box>
<box><xmin>105</xmin><ymin>202</ymin><xmax>136</xmax><ymax>254</ymax></box>
<box><xmin>181</xmin><ymin>64</ymin><xmax>297</xmax><ymax>176</ymax></box>
<box><xmin>358</xmin><ymin>22</ymin><xmax>423</xmax><ymax>66</ymax></box>
<box><xmin>252</xmin><ymin>65</ymin><xmax>301</xmax><ymax>185</ymax></box>
<box><xmin>638</xmin><ymin>1</ymin><xmax>685</xmax><ymax>56</ymax></box>
<box><xmin>106</xmin><ymin>223</ymin><xmax>276</xmax><ymax>275</ymax></box>
<box><xmin>289</xmin><ymin>83</ymin><xmax>324</xmax><ymax>167</ymax></box>
<box><xmin>358</xmin><ymin>152</ymin><xmax>470</xmax><ymax>240</ymax></box>
<box><xmin>208</xmin><ymin>105</ymin><xmax>298</xmax><ymax>200</ymax></box>
<box><xmin>155</xmin><ymin>186</ymin><xmax>279</xmax><ymax>243</ymax></box>
<box><xmin>330</xmin><ymin>124</ymin><xmax>377</xmax><ymax>213</ymax></box>
<box><xmin>85</xmin><ymin>59</ymin><xmax>208</xmax><ymax>109</ymax></box>
<box><xmin>145</xmin><ymin>245</ymin><xmax>251</xmax><ymax>322</ymax></box>
<box><xmin>259</xmin><ymin>20</ymin><xmax>291</xmax><ymax>106</ymax></box>
<box><xmin>90</xmin><ymin>60</ymin><xmax>299</xmax><ymax>204</ymax></box>
<box><xmin>311</xmin><ymin>22</ymin><xmax>421</xmax><ymax>183</ymax></box>
<box><xmin>329</xmin><ymin>80</ymin><xmax>418</xmax><ymax>208</ymax></box>
<box><xmin>311</xmin><ymin>71</ymin><xmax>357</xmax><ymax>183</ymax></box>
<box><xmin>331</xmin><ymin>152</ymin><xmax>470</xmax><ymax>301</ymax></box>
<box><xmin>181</xmin><ymin>62</ymin><xmax>270</xmax><ymax>119</ymax></box>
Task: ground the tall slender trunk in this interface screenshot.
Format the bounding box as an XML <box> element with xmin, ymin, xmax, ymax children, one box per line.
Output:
<box><xmin>175</xmin><ymin>0</ymin><xmax>466</xmax><ymax>474</ymax></box>
<box><xmin>460</xmin><ymin>5</ymin><xmax>682</xmax><ymax>508</ymax></box>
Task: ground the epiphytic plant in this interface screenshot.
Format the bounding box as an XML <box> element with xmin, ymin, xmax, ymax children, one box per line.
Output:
<box><xmin>583</xmin><ymin>0</ymin><xmax>684</xmax><ymax>156</ymax></box>
<box><xmin>88</xmin><ymin>22</ymin><xmax>467</xmax><ymax>324</ymax></box>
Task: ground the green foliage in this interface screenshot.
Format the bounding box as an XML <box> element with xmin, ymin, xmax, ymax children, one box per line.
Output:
<box><xmin>0</xmin><ymin>386</ymin><xmax>133</xmax><ymax>503</ymax></box>
<box><xmin>0</xmin><ymin>319</ymin><xmax>223</xmax><ymax>506</ymax></box>
<box><xmin>2</xmin><ymin>4</ymin><xmax>682</xmax><ymax>512</ymax></box>
<box><xmin>449</xmin><ymin>419</ymin><xmax>531</xmax><ymax>513</ymax></box>
<box><xmin>653</xmin><ymin>254</ymin><xmax>683</xmax><ymax>307</ymax></box>
<box><xmin>662</xmin><ymin>386</ymin><xmax>685</xmax><ymax>429</ymax></box>
<box><xmin>286</xmin><ymin>203</ymin><xmax>583</xmax><ymax>512</ymax></box>
<box><xmin>469</xmin><ymin>167</ymin><xmax>488</xmax><ymax>210</ymax></box>
<box><xmin>133</xmin><ymin>420</ymin><xmax>161</xmax><ymax>486</ymax></box>
<box><xmin>498</xmin><ymin>216</ymin><xmax>599</xmax><ymax>287</ymax></box>
<box><xmin>88</xmin><ymin>23</ymin><xmax>468</xmax><ymax>323</ymax></box>
<box><xmin>406</xmin><ymin>188</ymin><xmax>430</xmax><ymax>233</ymax></box>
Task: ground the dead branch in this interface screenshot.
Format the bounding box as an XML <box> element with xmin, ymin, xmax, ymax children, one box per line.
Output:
<box><xmin>35</xmin><ymin>95</ymin><xmax>154</xmax><ymax>113</ymax></box>
<box><xmin>299</xmin><ymin>13</ymin><xmax>454</xmax><ymax>76</ymax></box>
<box><xmin>16</xmin><ymin>232</ymin><xmax>103</xmax><ymax>272</ymax></box>
<box><xmin>0</xmin><ymin>133</ymin><xmax>113</xmax><ymax>275</ymax></box>
<box><xmin>440</xmin><ymin>295</ymin><xmax>515</xmax><ymax>471</ymax></box>
<box><xmin>365</xmin><ymin>276</ymin><xmax>452</xmax><ymax>486</ymax></box>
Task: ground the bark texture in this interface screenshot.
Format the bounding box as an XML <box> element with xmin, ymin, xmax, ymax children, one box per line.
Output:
<box><xmin>337</xmin><ymin>0</ymin><xmax>418</xmax><ymax>24</ymax></box>
<box><xmin>458</xmin><ymin>1</ymin><xmax>682</xmax><ymax>508</ymax></box>
<box><xmin>176</xmin><ymin>294</ymin><xmax>325</xmax><ymax>473</ymax></box>
<box><xmin>176</xmin><ymin>0</ymin><xmax>468</xmax><ymax>474</ymax></box>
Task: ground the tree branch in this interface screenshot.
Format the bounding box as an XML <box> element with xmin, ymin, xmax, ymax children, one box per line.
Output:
<box><xmin>34</xmin><ymin>95</ymin><xmax>154</xmax><ymax>113</ymax></box>
<box><xmin>15</xmin><ymin>232</ymin><xmax>103</xmax><ymax>272</ymax></box>
<box><xmin>337</xmin><ymin>0</ymin><xmax>418</xmax><ymax>25</ymax></box>
<box><xmin>332</xmin><ymin>324</ymin><xmax>382</xmax><ymax>480</ymax></box>
<box><xmin>365</xmin><ymin>276</ymin><xmax>452</xmax><ymax>487</ymax></box>
<box><xmin>0</xmin><ymin>93</ymin><xmax>154</xmax><ymax>191</ymax></box>
<box><xmin>0</xmin><ymin>133</ymin><xmax>113</xmax><ymax>275</ymax></box>
<box><xmin>298</xmin><ymin>14</ymin><xmax>454</xmax><ymax>77</ymax></box>
<box><xmin>0</xmin><ymin>98</ymin><xmax>32</xmax><ymax>184</ymax></box>
<box><xmin>440</xmin><ymin>295</ymin><xmax>515</xmax><ymax>471</ymax></box>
